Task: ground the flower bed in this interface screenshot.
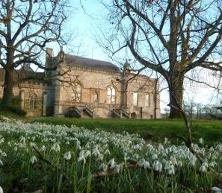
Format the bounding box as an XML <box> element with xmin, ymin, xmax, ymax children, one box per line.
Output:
<box><xmin>0</xmin><ymin>119</ymin><xmax>221</xmax><ymax>192</ymax></box>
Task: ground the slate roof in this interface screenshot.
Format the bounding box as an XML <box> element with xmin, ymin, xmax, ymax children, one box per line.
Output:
<box><xmin>64</xmin><ymin>54</ymin><xmax>120</xmax><ymax>73</ymax></box>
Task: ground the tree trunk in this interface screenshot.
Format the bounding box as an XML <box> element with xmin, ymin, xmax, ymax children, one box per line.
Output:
<box><xmin>168</xmin><ymin>74</ymin><xmax>184</xmax><ymax>119</ymax></box>
<box><xmin>121</xmin><ymin>83</ymin><xmax>128</xmax><ymax>109</ymax></box>
<box><xmin>1</xmin><ymin>68</ymin><xmax>14</xmax><ymax>107</ymax></box>
<box><xmin>153</xmin><ymin>79</ymin><xmax>158</xmax><ymax>119</ymax></box>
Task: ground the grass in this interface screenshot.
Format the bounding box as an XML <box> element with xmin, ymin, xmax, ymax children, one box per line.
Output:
<box><xmin>34</xmin><ymin>117</ymin><xmax>222</xmax><ymax>144</ymax></box>
<box><xmin>1</xmin><ymin>121</ymin><xmax>222</xmax><ymax>193</ymax></box>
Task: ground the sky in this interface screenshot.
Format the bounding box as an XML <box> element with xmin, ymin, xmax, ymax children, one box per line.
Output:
<box><xmin>60</xmin><ymin>0</ymin><xmax>221</xmax><ymax>113</ymax></box>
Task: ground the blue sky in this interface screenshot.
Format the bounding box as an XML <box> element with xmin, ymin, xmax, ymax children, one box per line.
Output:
<box><xmin>64</xmin><ymin>0</ymin><xmax>109</xmax><ymax>60</ymax></box>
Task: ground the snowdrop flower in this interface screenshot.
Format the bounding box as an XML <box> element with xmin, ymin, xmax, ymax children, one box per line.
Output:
<box><xmin>0</xmin><ymin>159</ymin><xmax>3</xmax><ymax>166</ymax></box>
<box><xmin>164</xmin><ymin>137</ymin><xmax>168</xmax><ymax>145</ymax></box>
<box><xmin>164</xmin><ymin>161</ymin><xmax>175</xmax><ymax>175</ymax></box>
<box><xmin>199</xmin><ymin>138</ymin><xmax>204</xmax><ymax>144</ymax></box>
<box><xmin>20</xmin><ymin>136</ymin><xmax>26</xmax><ymax>144</ymax></box>
<box><xmin>0</xmin><ymin>137</ymin><xmax>4</xmax><ymax>144</ymax></box>
<box><xmin>152</xmin><ymin>153</ymin><xmax>158</xmax><ymax>160</ymax></box>
<box><xmin>40</xmin><ymin>145</ymin><xmax>46</xmax><ymax>152</ymax></box>
<box><xmin>209</xmin><ymin>161</ymin><xmax>217</xmax><ymax>168</ymax></box>
<box><xmin>99</xmin><ymin>163</ymin><xmax>108</xmax><ymax>172</ymax></box>
<box><xmin>153</xmin><ymin>160</ymin><xmax>162</xmax><ymax>172</ymax></box>
<box><xmin>30</xmin><ymin>155</ymin><xmax>37</xmax><ymax>164</ymax></box>
<box><xmin>78</xmin><ymin>151</ymin><xmax>86</xmax><ymax>163</ymax></box>
<box><xmin>78</xmin><ymin>150</ymin><xmax>91</xmax><ymax>163</ymax></box>
<box><xmin>92</xmin><ymin>146</ymin><xmax>100</xmax><ymax>157</ymax></box>
<box><xmin>211</xmin><ymin>187</ymin><xmax>222</xmax><ymax>193</ymax></box>
<box><xmin>158</xmin><ymin>144</ymin><xmax>164</xmax><ymax>151</ymax></box>
<box><xmin>29</xmin><ymin>142</ymin><xmax>36</xmax><ymax>147</ymax></box>
<box><xmin>64</xmin><ymin>151</ymin><xmax>71</xmax><ymax>160</ymax></box>
<box><xmin>189</xmin><ymin>155</ymin><xmax>197</xmax><ymax>166</ymax></box>
<box><xmin>138</xmin><ymin>158</ymin><xmax>150</xmax><ymax>169</ymax></box>
<box><xmin>0</xmin><ymin>186</ymin><xmax>3</xmax><ymax>193</ymax></box>
<box><xmin>114</xmin><ymin>164</ymin><xmax>123</xmax><ymax>173</ymax></box>
<box><xmin>108</xmin><ymin>158</ymin><xmax>116</xmax><ymax>169</ymax></box>
<box><xmin>199</xmin><ymin>162</ymin><xmax>208</xmax><ymax>173</ymax></box>
<box><xmin>51</xmin><ymin>143</ymin><xmax>60</xmax><ymax>152</ymax></box>
<box><xmin>104</xmin><ymin>149</ymin><xmax>110</xmax><ymax>155</ymax></box>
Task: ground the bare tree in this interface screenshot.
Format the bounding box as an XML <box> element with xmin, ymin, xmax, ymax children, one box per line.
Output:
<box><xmin>0</xmin><ymin>0</ymin><xmax>69</xmax><ymax>106</ymax></box>
<box><xmin>103</xmin><ymin>0</ymin><xmax>222</xmax><ymax>118</ymax></box>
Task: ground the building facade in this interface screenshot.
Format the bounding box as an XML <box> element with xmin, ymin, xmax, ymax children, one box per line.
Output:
<box><xmin>0</xmin><ymin>48</ymin><xmax>161</xmax><ymax>119</ymax></box>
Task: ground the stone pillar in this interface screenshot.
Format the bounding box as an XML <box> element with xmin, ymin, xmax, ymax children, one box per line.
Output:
<box><xmin>42</xmin><ymin>92</ymin><xmax>47</xmax><ymax>116</ymax></box>
<box><xmin>20</xmin><ymin>90</ymin><xmax>25</xmax><ymax>110</ymax></box>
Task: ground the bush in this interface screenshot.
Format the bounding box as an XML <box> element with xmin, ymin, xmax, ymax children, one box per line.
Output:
<box><xmin>0</xmin><ymin>104</ymin><xmax>27</xmax><ymax>116</ymax></box>
<box><xmin>0</xmin><ymin>97</ymin><xmax>26</xmax><ymax>116</ymax></box>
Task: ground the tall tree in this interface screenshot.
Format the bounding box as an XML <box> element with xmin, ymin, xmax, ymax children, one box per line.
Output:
<box><xmin>0</xmin><ymin>0</ymin><xmax>68</xmax><ymax>106</ymax></box>
<box><xmin>104</xmin><ymin>0</ymin><xmax>222</xmax><ymax>118</ymax></box>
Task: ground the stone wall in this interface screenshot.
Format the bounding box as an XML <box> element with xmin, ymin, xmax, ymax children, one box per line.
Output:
<box><xmin>54</xmin><ymin>64</ymin><xmax>161</xmax><ymax>119</ymax></box>
<box><xmin>0</xmin><ymin>80</ymin><xmax>45</xmax><ymax>117</ymax></box>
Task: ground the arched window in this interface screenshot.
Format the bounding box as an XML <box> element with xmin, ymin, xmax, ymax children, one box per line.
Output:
<box><xmin>30</xmin><ymin>94</ymin><xmax>38</xmax><ymax>110</ymax></box>
<box><xmin>133</xmin><ymin>92</ymin><xmax>138</xmax><ymax>106</ymax></box>
<box><xmin>107</xmin><ymin>86</ymin><xmax>116</xmax><ymax>104</ymax></box>
<box><xmin>92</xmin><ymin>90</ymin><xmax>99</xmax><ymax>104</ymax></box>
<box><xmin>145</xmin><ymin>93</ymin><xmax>150</xmax><ymax>107</ymax></box>
<box><xmin>71</xmin><ymin>82</ymin><xmax>82</xmax><ymax>102</ymax></box>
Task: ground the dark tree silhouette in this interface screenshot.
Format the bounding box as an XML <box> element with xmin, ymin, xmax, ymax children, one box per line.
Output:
<box><xmin>104</xmin><ymin>0</ymin><xmax>222</xmax><ymax>118</ymax></box>
<box><xmin>0</xmin><ymin>0</ymin><xmax>68</xmax><ymax>106</ymax></box>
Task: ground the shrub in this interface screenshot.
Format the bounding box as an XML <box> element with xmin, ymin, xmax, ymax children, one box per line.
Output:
<box><xmin>0</xmin><ymin>97</ymin><xmax>26</xmax><ymax>116</ymax></box>
<box><xmin>0</xmin><ymin>104</ymin><xmax>27</xmax><ymax>116</ymax></box>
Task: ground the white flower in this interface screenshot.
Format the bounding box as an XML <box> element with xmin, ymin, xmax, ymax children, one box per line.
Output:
<box><xmin>199</xmin><ymin>138</ymin><xmax>204</xmax><ymax>144</ymax></box>
<box><xmin>158</xmin><ymin>144</ymin><xmax>164</xmax><ymax>151</ymax></box>
<box><xmin>78</xmin><ymin>150</ymin><xmax>91</xmax><ymax>163</ymax></box>
<box><xmin>64</xmin><ymin>151</ymin><xmax>72</xmax><ymax>160</ymax></box>
<box><xmin>164</xmin><ymin>161</ymin><xmax>175</xmax><ymax>175</ymax></box>
<box><xmin>92</xmin><ymin>146</ymin><xmax>100</xmax><ymax>157</ymax></box>
<box><xmin>104</xmin><ymin>149</ymin><xmax>110</xmax><ymax>155</ymax></box>
<box><xmin>199</xmin><ymin>162</ymin><xmax>208</xmax><ymax>173</ymax></box>
<box><xmin>209</xmin><ymin>161</ymin><xmax>217</xmax><ymax>168</ymax></box>
<box><xmin>114</xmin><ymin>164</ymin><xmax>123</xmax><ymax>173</ymax></box>
<box><xmin>108</xmin><ymin>158</ymin><xmax>116</xmax><ymax>169</ymax></box>
<box><xmin>99</xmin><ymin>163</ymin><xmax>108</xmax><ymax>172</ymax></box>
<box><xmin>0</xmin><ymin>137</ymin><xmax>4</xmax><ymax>144</ymax></box>
<box><xmin>51</xmin><ymin>143</ymin><xmax>60</xmax><ymax>152</ymax></box>
<box><xmin>211</xmin><ymin>187</ymin><xmax>222</xmax><ymax>193</ymax></box>
<box><xmin>152</xmin><ymin>154</ymin><xmax>158</xmax><ymax>160</ymax></box>
<box><xmin>138</xmin><ymin>158</ymin><xmax>150</xmax><ymax>169</ymax></box>
<box><xmin>30</xmin><ymin>155</ymin><xmax>37</xmax><ymax>164</ymax></box>
<box><xmin>164</xmin><ymin>137</ymin><xmax>168</xmax><ymax>145</ymax></box>
<box><xmin>0</xmin><ymin>159</ymin><xmax>3</xmax><ymax>166</ymax></box>
<box><xmin>40</xmin><ymin>145</ymin><xmax>46</xmax><ymax>152</ymax></box>
<box><xmin>189</xmin><ymin>155</ymin><xmax>197</xmax><ymax>166</ymax></box>
<box><xmin>0</xmin><ymin>186</ymin><xmax>3</xmax><ymax>193</ymax></box>
<box><xmin>153</xmin><ymin>160</ymin><xmax>162</xmax><ymax>172</ymax></box>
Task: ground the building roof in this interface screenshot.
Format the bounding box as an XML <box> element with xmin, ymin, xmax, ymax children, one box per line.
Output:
<box><xmin>64</xmin><ymin>54</ymin><xmax>120</xmax><ymax>73</ymax></box>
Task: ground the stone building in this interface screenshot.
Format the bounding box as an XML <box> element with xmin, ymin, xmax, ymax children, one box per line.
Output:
<box><xmin>0</xmin><ymin>48</ymin><xmax>161</xmax><ymax>118</ymax></box>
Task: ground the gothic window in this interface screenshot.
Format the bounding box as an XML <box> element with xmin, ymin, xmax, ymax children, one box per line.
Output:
<box><xmin>92</xmin><ymin>90</ymin><xmax>99</xmax><ymax>104</ymax></box>
<box><xmin>107</xmin><ymin>86</ymin><xmax>116</xmax><ymax>104</ymax></box>
<box><xmin>145</xmin><ymin>94</ymin><xmax>150</xmax><ymax>107</ymax></box>
<box><xmin>71</xmin><ymin>82</ymin><xmax>82</xmax><ymax>102</ymax></box>
<box><xmin>30</xmin><ymin>94</ymin><xmax>38</xmax><ymax>110</ymax></box>
<box><xmin>133</xmin><ymin>92</ymin><xmax>138</xmax><ymax>106</ymax></box>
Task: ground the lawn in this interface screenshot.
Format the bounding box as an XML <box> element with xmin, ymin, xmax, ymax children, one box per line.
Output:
<box><xmin>34</xmin><ymin>117</ymin><xmax>222</xmax><ymax>144</ymax></box>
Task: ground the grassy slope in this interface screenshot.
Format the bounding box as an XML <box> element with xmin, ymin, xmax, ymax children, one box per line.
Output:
<box><xmin>34</xmin><ymin>117</ymin><xmax>222</xmax><ymax>144</ymax></box>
